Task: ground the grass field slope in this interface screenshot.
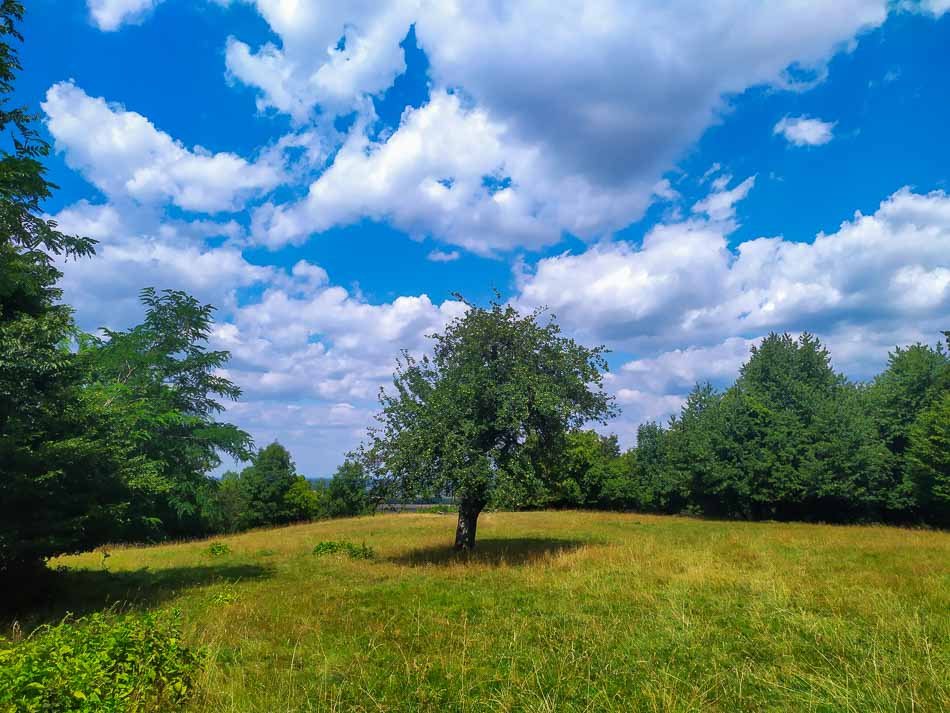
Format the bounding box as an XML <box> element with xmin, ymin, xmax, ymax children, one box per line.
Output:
<box><xmin>24</xmin><ymin>512</ymin><xmax>950</xmax><ymax>712</ymax></box>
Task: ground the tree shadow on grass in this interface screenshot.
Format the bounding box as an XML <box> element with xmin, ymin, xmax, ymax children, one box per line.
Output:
<box><xmin>393</xmin><ymin>537</ymin><xmax>588</xmax><ymax>567</ymax></box>
<box><xmin>3</xmin><ymin>562</ymin><xmax>272</xmax><ymax>630</ymax></box>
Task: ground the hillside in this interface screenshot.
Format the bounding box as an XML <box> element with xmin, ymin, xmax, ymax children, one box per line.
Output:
<box><xmin>16</xmin><ymin>511</ymin><xmax>950</xmax><ymax>712</ymax></box>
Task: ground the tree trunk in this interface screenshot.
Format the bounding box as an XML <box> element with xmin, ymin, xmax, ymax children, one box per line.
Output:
<box><xmin>454</xmin><ymin>500</ymin><xmax>483</xmax><ymax>550</ymax></box>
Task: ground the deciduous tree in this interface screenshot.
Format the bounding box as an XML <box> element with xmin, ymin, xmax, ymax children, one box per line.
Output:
<box><xmin>79</xmin><ymin>288</ymin><xmax>253</xmax><ymax>537</ymax></box>
<box><xmin>362</xmin><ymin>297</ymin><xmax>615</xmax><ymax>549</ymax></box>
<box><xmin>238</xmin><ymin>442</ymin><xmax>300</xmax><ymax>528</ymax></box>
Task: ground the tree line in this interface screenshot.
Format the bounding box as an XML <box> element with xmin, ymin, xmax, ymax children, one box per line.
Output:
<box><xmin>203</xmin><ymin>445</ymin><xmax>372</xmax><ymax>534</ymax></box>
<box><xmin>541</xmin><ymin>333</ymin><xmax>949</xmax><ymax>526</ymax></box>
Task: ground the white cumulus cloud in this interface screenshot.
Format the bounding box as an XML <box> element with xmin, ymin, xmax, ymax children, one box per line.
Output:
<box><xmin>228</xmin><ymin>0</ymin><xmax>889</xmax><ymax>253</ymax></box>
<box><xmin>51</xmin><ymin>201</ymin><xmax>274</xmax><ymax>329</ymax></box>
<box><xmin>43</xmin><ymin>82</ymin><xmax>283</xmax><ymax>213</ymax></box>
<box><xmin>251</xmin><ymin>90</ymin><xmax>655</xmax><ymax>253</ymax></box>
<box><xmin>224</xmin><ymin>1</ymin><xmax>419</xmax><ymax>123</ymax></box>
<box><xmin>59</xmin><ymin>1</ymin><xmax>950</xmax><ymax>472</ymax></box>
<box><xmin>515</xmin><ymin>187</ymin><xmax>950</xmax><ymax>352</ymax></box>
<box><xmin>692</xmin><ymin>176</ymin><xmax>757</xmax><ymax>222</ymax></box>
<box><xmin>907</xmin><ymin>0</ymin><xmax>950</xmax><ymax>17</ymax></box>
<box><xmin>427</xmin><ymin>249</ymin><xmax>461</xmax><ymax>263</ymax></box>
<box><xmin>87</xmin><ymin>0</ymin><xmax>162</xmax><ymax>30</ymax></box>
<box><xmin>773</xmin><ymin>115</ymin><xmax>836</xmax><ymax>146</ymax></box>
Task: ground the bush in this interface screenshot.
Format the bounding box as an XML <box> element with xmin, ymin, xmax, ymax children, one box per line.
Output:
<box><xmin>0</xmin><ymin>610</ymin><xmax>203</xmax><ymax>712</ymax></box>
<box><xmin>205</xmin><ymin>541</ymin><xmax>231</xmax><ymax>557</ymax></box>
<box><xmin>312</xmin><ymin>540</ymin><xmax>374</xmax><ymax>560</ymax></box>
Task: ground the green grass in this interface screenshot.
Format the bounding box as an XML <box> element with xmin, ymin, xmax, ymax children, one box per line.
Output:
<box><xmin>9</xmin><ymin>511</ymin><xmax>950</xmax><ymax>711</ymax></box>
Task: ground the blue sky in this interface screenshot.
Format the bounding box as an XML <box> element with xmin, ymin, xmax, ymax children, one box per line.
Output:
<box><xmin>19</xmin><ymin>0</ymin><xmax>950</xmax><ymax>475</ymax></box>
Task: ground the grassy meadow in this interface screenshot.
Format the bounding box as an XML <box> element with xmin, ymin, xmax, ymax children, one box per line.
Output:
<box><xmin>12</xmin><ymin>511</ymin><xmax>950</xmax><ymax>712</ymax></box>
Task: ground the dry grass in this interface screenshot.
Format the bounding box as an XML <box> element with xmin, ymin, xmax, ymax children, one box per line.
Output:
<box><xmin>19</xmin><ymin>511</ymin><xmax>950</xmax><ymax>711</ymax></box>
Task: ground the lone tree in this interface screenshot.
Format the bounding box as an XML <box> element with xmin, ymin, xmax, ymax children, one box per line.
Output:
<box><xmin>362</xmin><ymin>296</ymin><xmax>616</xmax><ymax>550</ymax></box>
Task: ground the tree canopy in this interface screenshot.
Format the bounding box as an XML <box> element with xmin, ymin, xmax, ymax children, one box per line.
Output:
<box><xmin>538</xmin><ymin>331</ymin><xmax>949</xmax><ymax>527</ymax></box>
<box><xmin>78</xmin><ymin>288</ymin><xmax>253</xmax><ymax>537</ymax></box>
<box><xmin>362</xmin><ymin>297</ymin><xmax>616</xmax><ymax>549</ymax></box>
<box><xmin>906</xmin><ymin>391</ymin><xmax>950</xmax><ymax>523</ymax></box>
<box><xmin>0</xmin><ymin>0</ymin><xmax>119</xmax><ymax>578</ymax></box>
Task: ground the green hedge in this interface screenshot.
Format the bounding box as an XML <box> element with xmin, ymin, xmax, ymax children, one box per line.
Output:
<box><xmin>0</xmin><ymin>610</ymin><xmax>203</xmax><ymax>712</ymax></box>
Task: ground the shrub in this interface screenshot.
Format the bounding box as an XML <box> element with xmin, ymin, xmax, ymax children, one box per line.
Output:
<box><xmin>312</xmin><ymin>540</ymin><xmax>374</xmax><ymax>560</ymax></box>
<box><xmin>0</xmin><ymin>610</ymin><xmax>203</xmax><ymax>712</ymax></box>
<box><xmin>205</xmin><ymin>541</ymin><xmax>231</xmax><ymax>557</ymax></box>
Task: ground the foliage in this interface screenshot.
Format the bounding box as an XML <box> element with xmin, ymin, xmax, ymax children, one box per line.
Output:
<box><xmin>312</xmin><ymin>540</ymin><xmax>374</xmax><ymax>560</ymax></box>
<box><xmin>325</xmin><ymin>460</ymin><xmax>373</xmax><ymax>518</ymax></box>
<box><xmin>284</xmin><ymin>476</ymin><xmax>324</xmax><ymax>521</ymax></box>
<box><xmin>545</xmin><ymin>430</ymin><xmax>628</xmax><ymax>509</ymax></box>
<box><xmin>0</xmin><ymin>610</ymin><xmax>203</xmax><ymax>712</ymax></box>
<box><xmin>628</xmin><ymin>420</ymin><xmax>674</xmax><ymax>512</ymax></box>
<box><xmin>0</xmin><ymin>0</ymin><xmax>946</xmax><ymax>576</ymax></box>
<box><xmin>209</xmin><ymin>587</ymin><xmax>238</xmax><ymax>607</ymax></box>
<box><xmin>542</xmin><ymin>332</ymin><xmax>946</xmax><ymax>525</ymax></box>
<box><xmin>0</xmin><ymin>0</ymin><xmax>95</xmax><ymax>264</ymax></box>
<box><xmin>867</xmin><ymin>333</ymin><xmax>950</xmax><ymax>523</ymax></box>
<box><xmin>656</xmin><ymin>383</ymin><xmax>720</xmax><ymax>514</ymax></box>
<box><xmin>906</xmin><ymin>392</ymin><xmax>950</xmax><ymax>523</ymax></box>
<box><xmin>696</xmin><ymin>334</ymin><xmax>895</xmax><ymax>520</ymax></box>
<box><xmin>199</xmin><ymin>472</ymin><xmax>248</xmax><ymax>535</ymax></box>
<box><xmin>78</xmin><ymin>289</ymin><xmax>253</xmax><ymax>539</ymax></box>
<box><xmin>0</xmin><ymin>2</ymin><xmax>257</xmax><ymax>572</ymax></box>
<box><xmin>235</xmin><ymin>442</ymin><xmax>302</xmax><ymax>529</ymax></box>
<box><xmin>362</xmin><ymin>295</ymin><xmax>615</xmax><ymax>549</ymax></box>
<box><xmin>868</xmin><ymin>339</ymin><xmax>949</xmax><ymax>456</ymax></box>
<box><xmin>198</xmin><ymin>447</ymin><xmax>374</xmax><ymax>535</ymax></box>
<box><xmin>205</xmin><ymin>542</ymin><xmax>231</xmax><ymax>557</ymax></box>
<box><xmin>0</xmin><ymin>1</ymin><xmax>137</xmax><ymax>578</ymax></box>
